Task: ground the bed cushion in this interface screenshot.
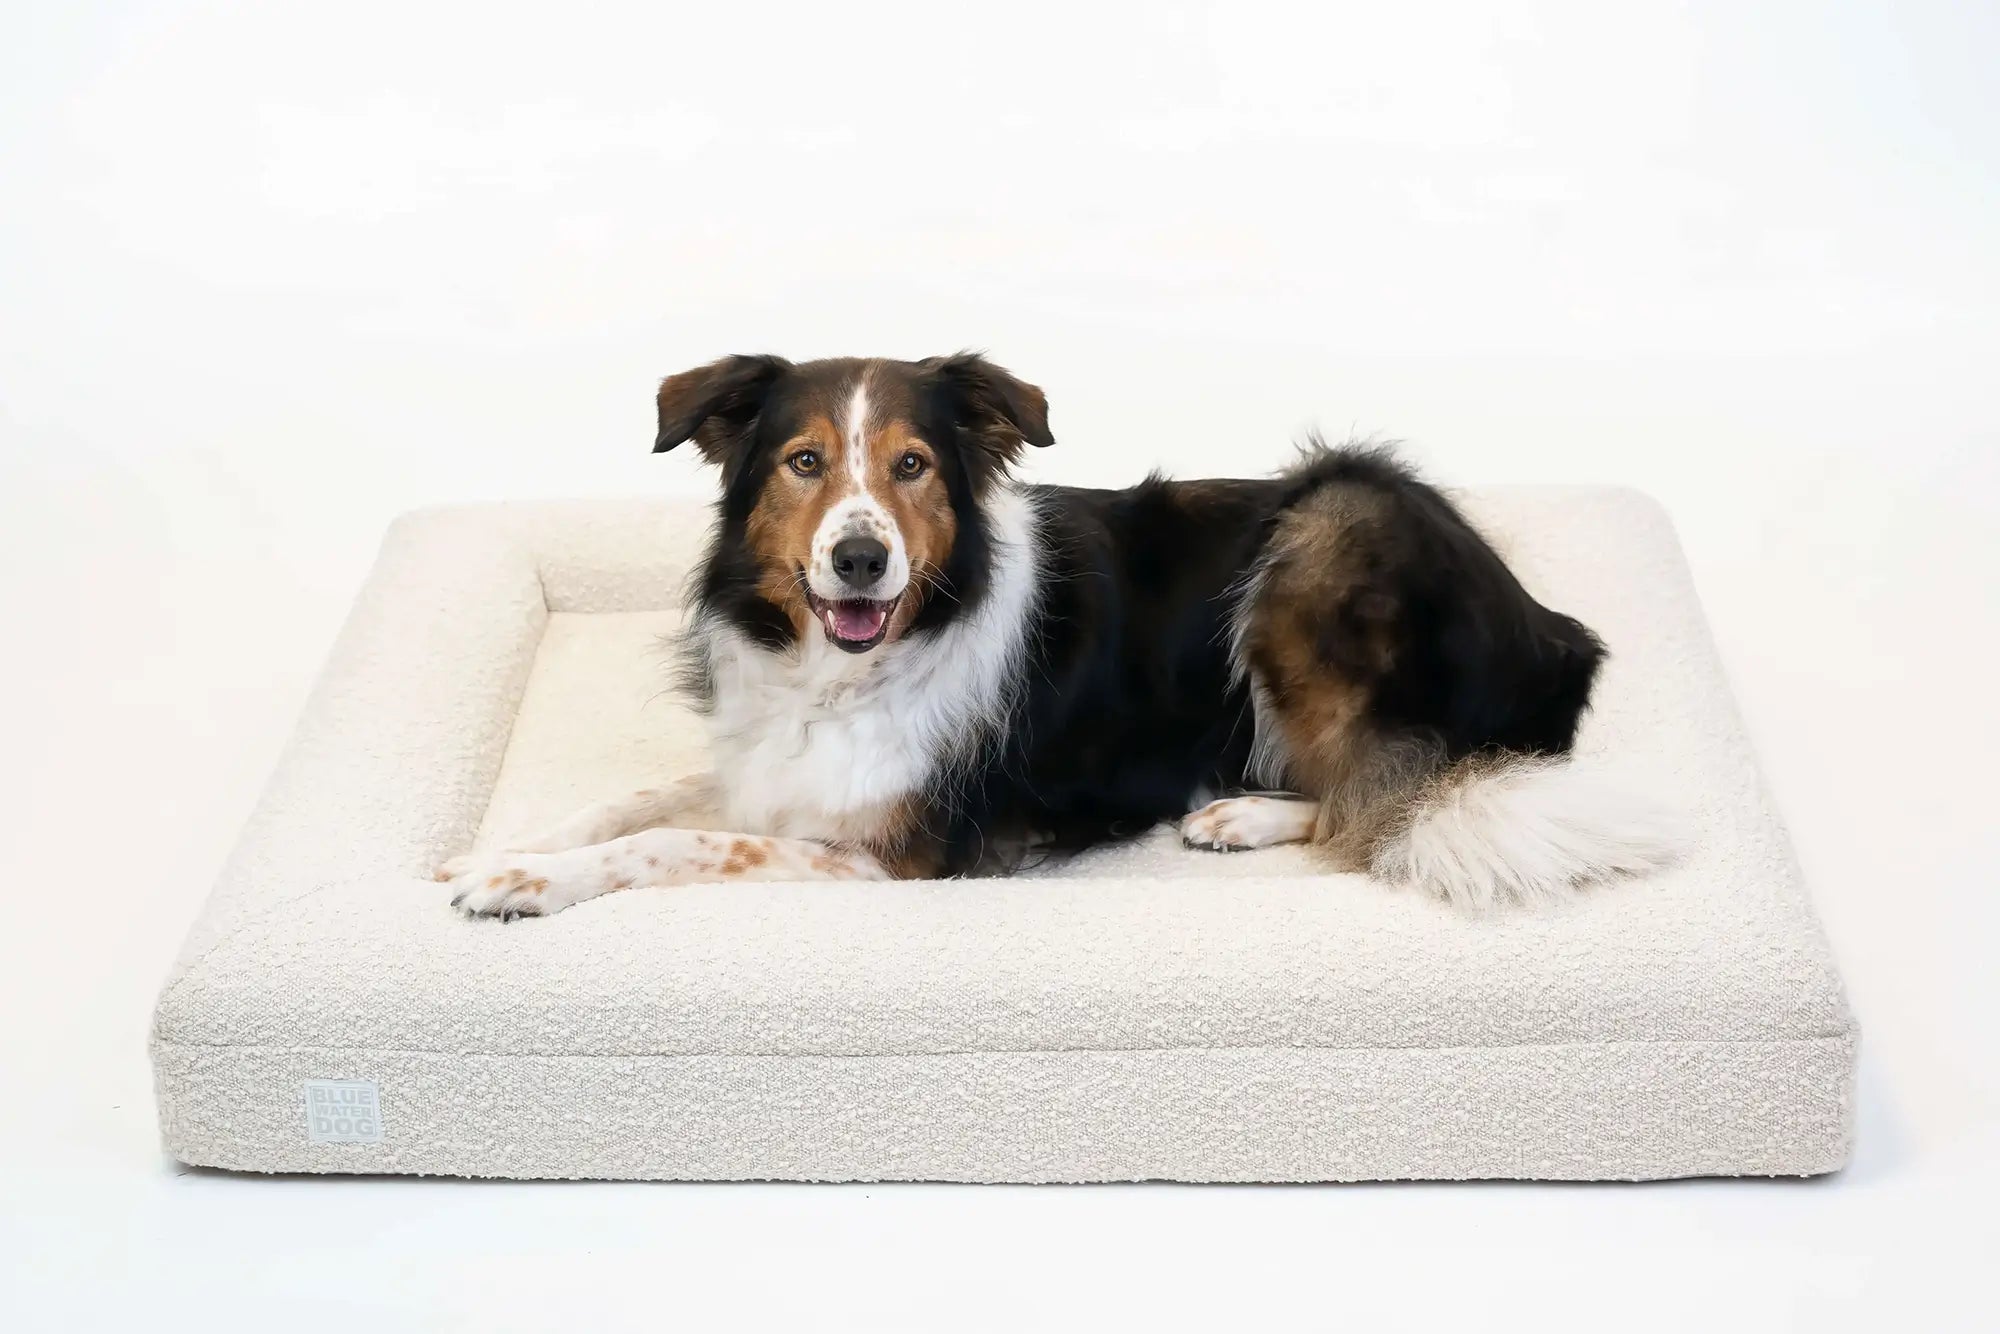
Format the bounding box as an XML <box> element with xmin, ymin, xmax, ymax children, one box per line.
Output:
<box><xmin>149</xmin><ymin>490</ymin><xmax>1856</xmax><ymax>1182</ymax></box>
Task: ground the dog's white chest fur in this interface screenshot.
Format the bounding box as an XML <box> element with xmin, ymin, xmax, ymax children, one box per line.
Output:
<box><xmin>690</xmin><ymin>487</ymin><xmax>1039</xmax><ymax>844</ymax></box>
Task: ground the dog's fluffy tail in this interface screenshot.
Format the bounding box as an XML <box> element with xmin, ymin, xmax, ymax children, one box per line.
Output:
<box><xmin>1369</xmin><ymin>754</ymin><xmax>1685</xmax><ymax>910</ymax></box>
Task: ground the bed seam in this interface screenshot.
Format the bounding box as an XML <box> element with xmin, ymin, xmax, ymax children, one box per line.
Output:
<box><xmin>150</xmin><ymin>1028</ymin><xmax>1859</xmax><ymax>1062</ymax></box>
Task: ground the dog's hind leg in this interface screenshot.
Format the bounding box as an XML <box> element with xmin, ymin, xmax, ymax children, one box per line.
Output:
<box><xmin>1180</xmin><ymin>795</ymin><xmax>1318</xmax><ymax>852</ymax></box>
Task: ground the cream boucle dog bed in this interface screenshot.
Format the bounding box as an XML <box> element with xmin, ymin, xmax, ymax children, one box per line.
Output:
<box><xmin>150</xmin><ymin>490</ymin><xmax>1856</xmax><ymax>1182</ymax></box>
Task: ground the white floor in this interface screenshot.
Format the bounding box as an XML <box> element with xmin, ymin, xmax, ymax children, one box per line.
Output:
<box><xmin>4</xmin><ymin>2</ymin><xmax>1998</xmax><ymax>1329</ymax></box>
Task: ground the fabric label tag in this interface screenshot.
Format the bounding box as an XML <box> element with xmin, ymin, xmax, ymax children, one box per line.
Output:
<box><xmin>304</xmin><ymin>1079</ymin><xmax>383</xmax><ymax>1144</ymax></box>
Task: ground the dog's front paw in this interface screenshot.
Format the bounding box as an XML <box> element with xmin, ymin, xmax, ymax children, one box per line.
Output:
<box><xmin>437</xmin><ymin>852</ymin><xmax>561</xmax><ymax>922</ymax></box>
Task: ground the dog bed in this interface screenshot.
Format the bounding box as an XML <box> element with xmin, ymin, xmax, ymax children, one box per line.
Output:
<box><xmin>150</xmin><ymin>489</ymin><xmax>1856</xmax><ymax>1181</ymax></box>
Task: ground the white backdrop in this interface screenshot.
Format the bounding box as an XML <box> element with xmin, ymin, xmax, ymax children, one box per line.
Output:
<box><xmin>2</xmin><ymin>2</ymin><xmax>1996</xmax><ymax>1329</ymax></box>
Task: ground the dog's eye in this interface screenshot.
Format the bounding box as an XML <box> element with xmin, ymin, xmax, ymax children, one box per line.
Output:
<box><xmin>896</xmin><ymin>451</ymin><xmax>927</xmax><ymax>479</ymax></box>
<box><xmin>788</xmin><ymin>450</ymin><xmax>821</xmax><ymax>477</ymax></box>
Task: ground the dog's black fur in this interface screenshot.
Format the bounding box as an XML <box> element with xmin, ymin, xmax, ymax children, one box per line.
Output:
<box><xmin>935</xmin><ymin>451</ymin><xmax>1604</xmax><ymax>871</ymax></box>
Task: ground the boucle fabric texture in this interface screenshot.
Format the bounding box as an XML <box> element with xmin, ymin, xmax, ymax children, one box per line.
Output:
<box><xmin>150</xmin><ymin>490</ymin><xmax>1856</xmax><ymax>1182</ymax></box>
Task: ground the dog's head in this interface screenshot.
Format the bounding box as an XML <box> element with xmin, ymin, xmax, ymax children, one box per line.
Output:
<box><xmin>655</xmin><ymin>353</ymin><xmax>1052</xmax><ymax>654</ymax></box>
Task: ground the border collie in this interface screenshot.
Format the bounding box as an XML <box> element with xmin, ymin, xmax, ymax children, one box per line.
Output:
<box><xmin>440</xmin><ymin>353</ymin><xmax>1678</xmax><ymax>919</ymax></box>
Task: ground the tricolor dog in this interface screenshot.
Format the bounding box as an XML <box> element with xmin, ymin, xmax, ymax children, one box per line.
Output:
<box><xmin>439</xmin><ymin>353</ymin><xmax>1677</xmax><ymax>918</ymax></box>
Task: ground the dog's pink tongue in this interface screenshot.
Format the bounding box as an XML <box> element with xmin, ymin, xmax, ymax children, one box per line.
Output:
<box><xmin>828</xmin><ymin>601</ymin><xmax>887</xmax><ymax>642</ymax></box>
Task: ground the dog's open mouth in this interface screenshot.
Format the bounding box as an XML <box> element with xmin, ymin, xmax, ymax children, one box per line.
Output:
<box><xmin>805</xmin><ymin>591</ymin><xmax>901</xmax><ymax>652</ymax></box>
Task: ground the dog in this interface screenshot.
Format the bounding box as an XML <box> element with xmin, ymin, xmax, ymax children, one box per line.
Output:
<box><xmin>438</xmin><ymin>352</ymin><xmax>1678</xmax><ymax>919</ymax></box>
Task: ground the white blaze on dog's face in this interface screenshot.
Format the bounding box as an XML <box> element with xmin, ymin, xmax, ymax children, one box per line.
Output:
<box><xmin>753</xmin><ymin>366</ymin><xmax>959</xmax><ymax>653</ymax></box>
<box><xmin>785</xmin><ymin>372</ymin><xmax>922</xmax><ymax>649</ymax></box>
<box><xmin>652</xmin><ymin>353</ymin><xmax>1053</xmax><ymax>655</ymax></box>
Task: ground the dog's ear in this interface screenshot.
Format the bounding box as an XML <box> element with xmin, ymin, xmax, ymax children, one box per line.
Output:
<box><xmin>654</xmin><ymin>355</ymin><xmax>791</xmax><ymax>465</ymax></box>
<box><xmin>921</xmin><ymin>352</ymin><xmax>1054</xmax><ymax>483</ymax></box>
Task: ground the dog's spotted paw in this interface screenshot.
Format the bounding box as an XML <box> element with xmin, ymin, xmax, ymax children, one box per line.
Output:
<box><xmin>1180</xmin><ymin>795</ymin><xmax>1317</xmax><ymax>852</ymax></box>
<box><xmin>437</xmin><ymin>852</ymin><xmax>562</xmax><ymax>922</ymax></box>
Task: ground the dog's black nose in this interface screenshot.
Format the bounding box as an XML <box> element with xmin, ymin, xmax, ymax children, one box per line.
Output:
<box><xmin>831</xmin><ymin>536</ymin><xmax>889</xmax><ymax>588</ymax></box>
